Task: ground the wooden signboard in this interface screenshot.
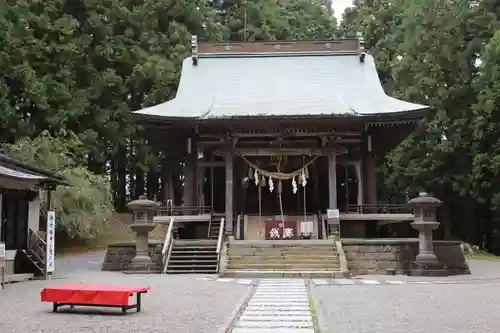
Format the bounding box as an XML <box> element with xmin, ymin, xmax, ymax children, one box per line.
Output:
<box><xmin>265</xmin><ymin>220</ymin><xmax>298</xmax><ymax>240</ymax></box>
<box><xmin>327</xmin><ymin>208</ymin><xmax>340</xmax><ymax>225</ymax></box>
<box><xmin>46</xmin><ymin>211</ymin><xmax>56</xmax><ymax>276</ymax></box>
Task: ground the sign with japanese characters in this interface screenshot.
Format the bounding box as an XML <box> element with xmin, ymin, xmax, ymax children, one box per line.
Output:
<box><xmin>0</xmin><ymin>242</ymin><xmax>5</xmax><ymax>269</ymax></box>
<box><xmin>46</xmin><ymin>211</ymin><xmax>56</xmax><ymax>273</ymax></box>
<box><xmin>327</xmin><ymin>209</ymin><xmax>340</xmax><ymax>219</ymax></box>
<box><xmin>265</xmin><ymin>220</ymin><xmax>297</xmax><ymax>240</ymax></box>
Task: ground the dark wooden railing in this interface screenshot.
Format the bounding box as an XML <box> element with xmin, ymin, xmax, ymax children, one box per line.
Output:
<box><xmin>27</xmin><ymin>228</ymin><xmax>46</xmax><ymax>269</ymax></box>
<box><xmin>345</xmin><ymin>204</ymin><xmax>411</xmax><ymax>214</ymax></box>
<box><xmin>156</xmin><ymin>206</ymin><xmax>212</xmax><ymax>216</ymax></box>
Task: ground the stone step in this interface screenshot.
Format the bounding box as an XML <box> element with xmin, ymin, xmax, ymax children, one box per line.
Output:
<box><xmin>232</xmin><ymin>328</ymin><xmax>315</xmax><ymax>333</ymax></box>
<box><xmin>229</xmin><ymin>246</ymin><xmax>336</xmax><ymax>250</ymax></box>
<box><xmin>229</xmin><ymin>254</ymin><xmax>337</xmax><ymax>259</ymax></box>
<box><xmin>170</xmin><ymin>254</ymin><xmax>217</xmax><ymax>260</ymax></box>
<box><xmin>229</xmin><ymin>250</ymin><xmax>337</xmax><ymax>256</ymax></box>
<box><xmin>227</xmin><ymin>262</ymin><xmax>339</xmax><ymax>270</ymax></box>
<box><xmin>167</xmin><ymin>269</ymin><xmax>217</xmax><ymax>274</ymax></box>
<box><xmin>222</xmin><ymin>270</ymin><xmax>345</xmax><ymax>278</ymax></box>
<box><xmin>171</xmin><ymin>249</ymin><xmax>217</xmax><ymax>254</ymax></box>
<box><xmin>173</xmin><ymin>245</ymin><xmax>216</xmax><ymax>249</ymax></box>
<box><xmin>169</xmin><ymin>260</ymin><xmax>218</xmax><ymax>265</ymax></box>
<box><xmin>228</xmin><ymin>257</ymin><xmax>339</xmax><ymax>263</ymax></box>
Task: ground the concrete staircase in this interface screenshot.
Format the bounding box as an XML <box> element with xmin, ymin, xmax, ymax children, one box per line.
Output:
<box><xmin>221</xmin><ymin>240</ymin><xmax>345</xmax><ymax>278</ymax></box>
<box><xmin>166</xmin><ymin>240</ymin><xmax>218</xmax><ymax>274</ymax></box>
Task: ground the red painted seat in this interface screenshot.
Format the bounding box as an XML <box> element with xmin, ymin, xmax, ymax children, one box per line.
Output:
<box><xmin>41</xmin><ymin>284</ymin><xmax>151</xmax><ymax>314</ymax></box>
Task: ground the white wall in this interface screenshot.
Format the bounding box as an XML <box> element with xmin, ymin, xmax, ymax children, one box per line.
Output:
<box><xmin>27</xmin><ymin>191</ymin><xmax>41</xmax><ymax>232</ymax></box>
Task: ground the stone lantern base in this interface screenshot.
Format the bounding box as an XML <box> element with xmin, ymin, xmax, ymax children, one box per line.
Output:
<box><xmin>128</xmin><ymin>223</ymin><xmax>157</xmax><ymax>272</ymax></box>
<box><xmin>408</xmin><ymin>260</ymin><xmax>447</xmax><ymax>277</ymax></box>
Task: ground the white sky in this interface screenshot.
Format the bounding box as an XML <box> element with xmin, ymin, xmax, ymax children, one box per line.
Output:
<box><xmin>332</xmin><ymin>0</ymin><xmax>353</xmax><ymax>21</ymax></box>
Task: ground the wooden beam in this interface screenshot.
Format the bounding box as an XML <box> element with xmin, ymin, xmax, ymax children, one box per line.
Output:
<box><xmin>199</xmin><ymin>131</ymin><xmax>361</xmax><ymax>139</ymax></box>
<box><xmin>214</xmin><ymin>147</ymin><xmax>342</xmax><ymax>156</ymax></box>
<box><xmin>198</xmin><ymin>161</ymin><xmax>225</xmax><ymax>167</ymax></box>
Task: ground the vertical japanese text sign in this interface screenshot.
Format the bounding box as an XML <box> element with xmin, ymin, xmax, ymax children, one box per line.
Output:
<box><xmin>0</xmin><ymin>242</ymin><xmax>5</xmax><ymax>268</ymax></box>
<box><xmin>46</xmin><ymin>211</ymin><xmax>56</xmax><ymax>273</ymax></box>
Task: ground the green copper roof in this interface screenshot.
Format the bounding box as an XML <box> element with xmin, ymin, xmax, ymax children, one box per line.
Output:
<box><xmin>134</xmin><ymin>53</ymin><xmax>428</xmax><ymax>119</ymax></box>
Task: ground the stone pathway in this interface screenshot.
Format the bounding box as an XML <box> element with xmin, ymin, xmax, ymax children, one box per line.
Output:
<box><xmin>196</xmin><ymin>276</ymin><xmax>256</xmax><ymax>285</ymax></box>
<box><xmin>312</xmin><ymin>277</ymin><xmax>500</xmax><ymax>286</ymax></box>
<box><xmin>231</xmin><ymin>279</ymin><xmax>315</xmax><ymax>333</ymax></box>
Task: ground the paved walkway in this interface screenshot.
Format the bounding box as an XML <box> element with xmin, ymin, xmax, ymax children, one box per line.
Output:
<box><xmin>312</xmin><ymin>276</ymin><xmax>500</xmax><ymax>286</ymax></box>
<box><xmin>231</xmin><ymin>279</ymin><xmax>315</xmax><ymax>333</ymax></box>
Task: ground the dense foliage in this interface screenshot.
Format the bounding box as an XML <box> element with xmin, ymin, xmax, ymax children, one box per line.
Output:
<box><xmin>342</xmin><ymin>0</ymin><xmax>500</xmax><ymax>252</ymax></box>
<box><xmin>0</xmin><ymin>131</ymin><xmax>114</xmax><ymax>238</ymax></box>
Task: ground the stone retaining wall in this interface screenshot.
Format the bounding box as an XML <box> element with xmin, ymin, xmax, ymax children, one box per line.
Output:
<box><xmin>342</xmin><ymin>238</ymin><xmax>470</xmax><ymax>276</ymax></box>
<box><xmin>101</xmin><ymin>241</ymin><xmax>163</xmax><ymax>272</ymax></box>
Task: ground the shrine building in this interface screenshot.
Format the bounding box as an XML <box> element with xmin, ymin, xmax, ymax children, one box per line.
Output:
<box><xmin>133</xmin><ymin>36</ymin><xmax>429</xmax><ymax>243</ymax></box>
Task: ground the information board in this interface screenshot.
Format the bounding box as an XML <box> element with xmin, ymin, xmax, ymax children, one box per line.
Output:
<box><xmin>0</xmin><ymin>242</ymin><xmax>5</xmax><ymax>268</ymax></box>
<box><xmin>0</xmin><ymin>242</ymin><xmax>5</xmax><ymax>289</ymax></box>
<box><xmin>327</xmin><ymin>208</ymin><xmax>340</xmax><ymax>219</ymax></box>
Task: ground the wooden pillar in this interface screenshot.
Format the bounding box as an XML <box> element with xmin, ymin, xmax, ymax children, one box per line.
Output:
<box><xmin>225</xmin><ymin>151</ymin><xmax>234</xmax><ymax>235</ymax></box>
<box><xmin>362</xmin><ymin>134</ymin><xmax>377</xmax><ymax>205</ymax></box>
<box><xmin>197</xmin><ymin>167</ymin><xmax>205</xmax><ymax>207</ymax></box>
<box><xmin>363</xmin><ymin>154</ymin><xmax>377</xmax><ymax>205</ymax></box>
<box><xmin>183</xmin><ymin>138</ymin><xmax>197</xmax><ymax>208</ymax></box>
<box><xmin>162</xmin><ymin>158</ymin><xmax>174</xmax><ymax>206</ymax></box>
<box><xmin>353</xmin><ymin>161</ymin><xmax>363</xmax><ymax>206</ymax></box>
<box><xmin>328</xmin><ymin>154</ymin><xmax>337</xmax><ymax>209</ymax></box>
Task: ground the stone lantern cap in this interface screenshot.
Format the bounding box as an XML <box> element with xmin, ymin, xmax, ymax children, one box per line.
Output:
<box><xmin>126</xmin><ymin>195</ymin><xmax>160</xmax><ymax>212</ymax></box>
<box><xmin>407</xmin><ymin>192</ymin><xmax>442</xmax><ymax>207</ymax></box>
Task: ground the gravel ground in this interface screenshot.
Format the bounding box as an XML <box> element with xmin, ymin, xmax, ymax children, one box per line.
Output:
<box><xmin>55</xmin><ymin>251</ymin><xmax>106</xmax><ymax>273</ymax></box>
<box><xmin>0</xmin><ymin>271</ymin><xmax>251</xmax><ymax>333</ymax></box>
<box><xmin>312</xmin><ymin>260</ymin><xmax>500</xmax><ymax>333</ymax></box>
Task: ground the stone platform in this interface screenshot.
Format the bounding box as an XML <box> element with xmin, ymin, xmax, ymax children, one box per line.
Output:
<box><xmin>101</xmin><ymin>241</ymin><xmax>163</xmax><ymax>272</ymax></box>
<box><xmin>342</xmin><ymin>238</ymin><xmax>470</xmax><ymax>276</ymax></box>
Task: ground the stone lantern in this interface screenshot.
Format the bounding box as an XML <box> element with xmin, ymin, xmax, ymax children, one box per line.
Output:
<box><xmin>407</xmin><ymin>192</ymin><xmax>442</xmax><ymax>263</ymax></box>
<box><xmin>126</xmin><ymin>195</ymin><xmax>159</xmax><ymax>271</ymax></box>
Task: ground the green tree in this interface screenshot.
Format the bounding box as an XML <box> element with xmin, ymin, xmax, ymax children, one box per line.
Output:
<box><xmin>469</xmin><ymin>29</ymin><xmax>500</xmax><ymax>252</ymax></box>
<box><xmin>215</xmin><ymin>0</ymin><xmax>337</xmax><ymax>41</ymax></box>
<box><xmin>382</xmin><ymin>0</ymin><xmax>500</xmax><ymax>244</ymax></box>
<box><xmin>1</xmin><ymin>131</ymin><xmax>114</xmax><ymax>239</ymax></box>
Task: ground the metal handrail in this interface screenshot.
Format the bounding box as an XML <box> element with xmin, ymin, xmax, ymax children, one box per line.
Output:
<box><xmin>157</xmin><ymin>206</ymin><xmax>212</xmax><ymax>216</ymax></box>
<box><xmin>207</xmin><ymin>212</ymin><xmax>213</xmax><ymax>239</ymax></box>
<box><xmin>161</xmin><ymin>217</ymin><xmax>175</xmax><ymax>274</ymax></box>
<box><xmin>216</xmin><ymin>217</ymin><xmax>225</xmax><ymax>256</ymax></box>
<box><xmin>27</xmin><ymin>228</ymin><xmax>46</xmax><ymax>266</ymax></box>
<box><xmin>346</xmin><ymin>204</ymin><xmax>411</xmax><ymax>214</ymax></box>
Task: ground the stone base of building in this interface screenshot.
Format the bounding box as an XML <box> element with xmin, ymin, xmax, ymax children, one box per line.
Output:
<box><xmin>341</xmin><ymin>238</ymin><xmax>470</xmax><ymax>276</ymax></box>
<box><xmin>101</xmin><ymin>241</ymin><xmax>163</xmax><ymax>272</ymax></box>
<box><xmin>407</xmin><ymin>261</ymin><xmax>448</xmax><ymax>277</ymax></box>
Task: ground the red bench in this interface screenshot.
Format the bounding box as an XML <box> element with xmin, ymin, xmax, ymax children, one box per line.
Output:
<box><xmin>41</xmin><ymin>284</ymin><xmax>151</xmax><ymax>314</ymax></box>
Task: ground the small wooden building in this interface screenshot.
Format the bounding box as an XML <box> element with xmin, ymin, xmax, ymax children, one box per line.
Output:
<box><xmin>133</xmin><ymin>36</ymin><xmax>429</xmax><ymax>241</ymax></box>
<box><xmin>0</xmin><ymin>154</ymin><xmax>65</xmax><ymax>278</ymax></box>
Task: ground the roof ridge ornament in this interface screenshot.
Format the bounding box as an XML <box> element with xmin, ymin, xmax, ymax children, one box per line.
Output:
<box><xmin>357</xmin><ymin>32</ymin><xmax>366</xmax><ymax>63</ymax></box>
<box><xmin>191</xmin><ymin>35</ymin><xmax>199</xmax><ymax>66</ymax></box>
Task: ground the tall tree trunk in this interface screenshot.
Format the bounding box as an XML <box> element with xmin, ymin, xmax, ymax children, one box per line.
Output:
<box><xmin>134</xmin><ymin>168</ymin><xmax>145</xmax><ymax>199</ymax></box>
<box><xmin>146</xmin><ymin>170</ymin><xmax>159</xmax><ymax>200</ymax></box>
<box><xmin>114</xmin><ymin>144</ymin><xmax>128</xmax><ymax>211</ymax></box>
